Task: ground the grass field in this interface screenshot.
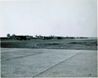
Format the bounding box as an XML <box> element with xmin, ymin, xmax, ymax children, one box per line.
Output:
<box><xmin>1</xmin><ymin>38</ymin><xmax>97</xmax><ymax>50</ymax></box>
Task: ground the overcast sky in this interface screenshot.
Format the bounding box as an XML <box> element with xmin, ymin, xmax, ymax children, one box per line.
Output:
<box><xmin>0</xmin><ymin>0</ymin><xmax>97</xmax><ymax>37</ymax></box>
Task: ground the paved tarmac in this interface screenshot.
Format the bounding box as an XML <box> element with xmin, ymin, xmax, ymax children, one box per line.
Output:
<box><xmin>1</xmin><ymin>48</ymin><xmax>97</xmax><ymax>77</ymax></box>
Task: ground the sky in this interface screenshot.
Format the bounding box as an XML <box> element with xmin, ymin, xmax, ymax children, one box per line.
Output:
<box><xmin>0</xmin><ymin>0</ymin><xmax>97</xmax><ymax>37</ymax></box>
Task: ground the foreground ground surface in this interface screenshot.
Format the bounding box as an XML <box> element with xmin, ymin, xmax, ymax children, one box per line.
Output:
<box><xmin>1</xmin><ymin>48</ymin><xmax>97</xmax><ymax>77</ymax></box>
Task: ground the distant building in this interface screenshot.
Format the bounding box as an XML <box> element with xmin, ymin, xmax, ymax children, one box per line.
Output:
<box><xmin>5</xmin><ymin>35</ymin><xmax>33</xmax><ymax>40</ymax></box>
<box><xmin>12</xmin><ymin>35</ymin><xmax>33</xmax><ymax>40</ymax></box>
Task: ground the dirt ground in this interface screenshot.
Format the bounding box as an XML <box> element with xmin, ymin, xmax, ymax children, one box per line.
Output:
<box><xmin>1</xmin><ymin>48</ymin><xmax>97</xmax><ymax>77</ymax></box>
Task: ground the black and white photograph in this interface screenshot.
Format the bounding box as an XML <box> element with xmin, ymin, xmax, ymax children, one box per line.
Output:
<box><xmin>0</xmin><ymin>0</ymin><xmax>97</xmax><ymax>77</ymax></box>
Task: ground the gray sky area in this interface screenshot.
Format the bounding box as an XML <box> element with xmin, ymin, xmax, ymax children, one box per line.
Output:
<box><xmin>0</xmin><ymin>0</ymin><xmax>97</xmax><ymax>37</ymax></box>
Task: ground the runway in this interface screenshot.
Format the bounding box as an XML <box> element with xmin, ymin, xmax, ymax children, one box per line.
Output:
<box><xmin>1</xmin><ymin>48</ymin><xmax>97</xmax><ymax>77</ymax></box>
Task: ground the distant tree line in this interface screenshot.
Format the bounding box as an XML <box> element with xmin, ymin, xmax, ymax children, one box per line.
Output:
<box><xmin>0</xmin><ymin>34</ymin><xmax>88</xmax><ymax>40</ymax></box>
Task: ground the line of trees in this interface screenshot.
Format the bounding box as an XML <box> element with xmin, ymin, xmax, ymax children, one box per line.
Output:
<box><xmin>0</xmin><ymin>34</ymin><xmax>88</xmax><ymax>40</ymax></box>
<box><xmin>6</xmin><ymin>34</ymin><xmax>66</xmax><ymax>40</ymax></box>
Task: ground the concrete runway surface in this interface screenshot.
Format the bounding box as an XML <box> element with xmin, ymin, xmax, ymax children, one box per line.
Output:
<box><xmin>1</xmin><ymin>48</ymin><xmax>97</xmax><ymax>77</ymax></box>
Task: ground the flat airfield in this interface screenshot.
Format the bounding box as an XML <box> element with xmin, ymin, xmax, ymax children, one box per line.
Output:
<box><xmin>1</xmin><ymin>48</ymin><xmax>97</xmax><ymax>77</ymax></box>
